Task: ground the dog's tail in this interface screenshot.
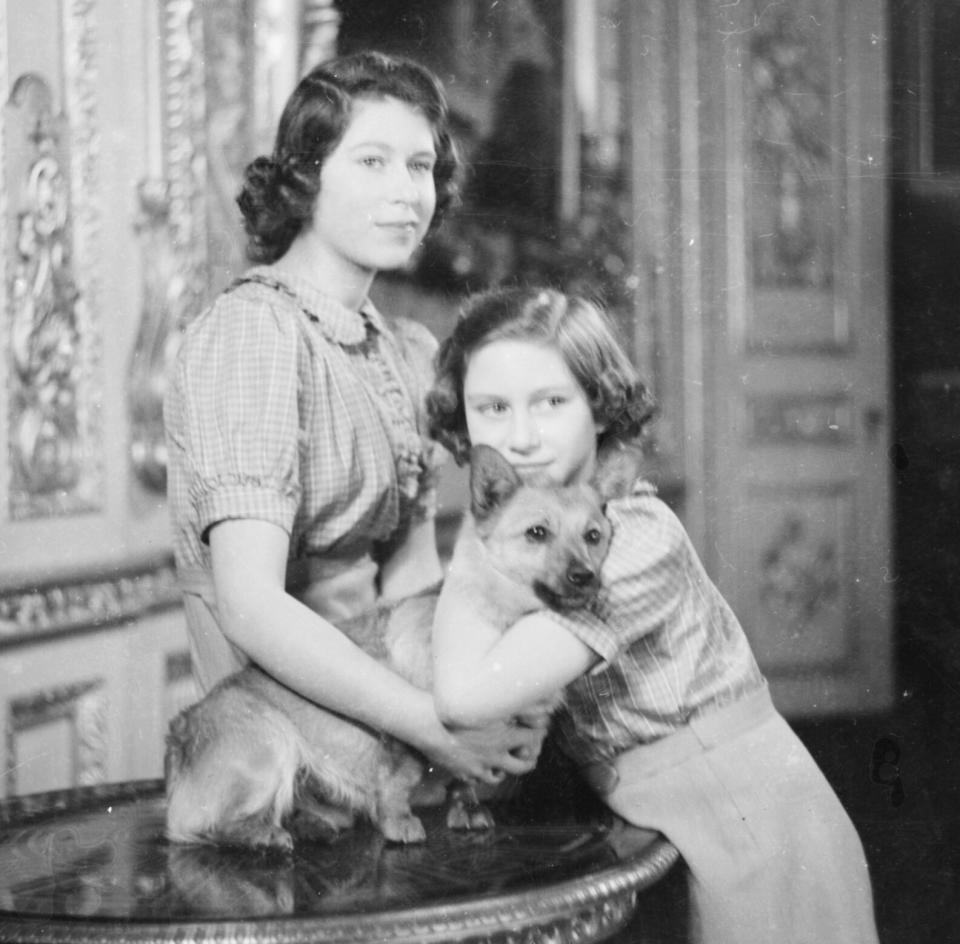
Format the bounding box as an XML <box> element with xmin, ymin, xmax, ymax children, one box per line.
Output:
<box><xmin>165</xmin><ymin>688</ymin><xmax>305</xmax><ymax>847</ymax></box>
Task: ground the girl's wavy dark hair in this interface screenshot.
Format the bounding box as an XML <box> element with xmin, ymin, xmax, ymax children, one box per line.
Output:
<box><xmin>236</xmin><ymin>51</ymin><xmax>462</xmax><ymax>264</ymax></box>
<box><xmin>427</xmin><ymin>287</ymin><xmax>656</xmax><ymax>464</ymax></box>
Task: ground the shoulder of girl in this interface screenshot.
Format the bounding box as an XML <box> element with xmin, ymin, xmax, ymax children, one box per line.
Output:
<box><xmin>605</xmin><ymin>477</ymin><xmax>657</xmax><ymax>509</ymax></box>
<box><xmin>605</xmin><ymin>481</ymin><xmax>682</xmax><ymax>532</ymax></box>
<box><xmin>385</xmin><ymin>314</ymin><xmax>439</xmax><ymax>356</ymax></box>
<box><xmin>204</xmin><ymin>279</ymin><xmax>301</xmax><ymax>333</ymax></box>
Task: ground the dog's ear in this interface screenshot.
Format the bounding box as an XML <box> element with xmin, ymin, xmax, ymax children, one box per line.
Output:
<box><xmin>469</xmin><ymin>444</ymin><xmax>523</xmax><ymax>520</ymax></box>
<box><xmin>591</xmin><ymin>441</ymin><xmax>644</xmax><ymax>503</ymax></box>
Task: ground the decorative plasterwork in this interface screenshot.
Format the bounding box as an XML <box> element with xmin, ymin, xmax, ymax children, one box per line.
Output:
<box><xmin>3</xmin><ymin>0</ymin><xmax>103</xmax><ymax>520</ymax></box>
<box><xmin>0</xmin><ymin>555</ymin><xmax>180</xmax><ymax>649</ymax></box>
<box><xmin>125</xmin><ymin>0</ymin><xmax>209</xmax><ymax>493</ymax></box>
<box><xmin>760</xmin><ymin>513</ymin><xmax>840</xmax><ymax>625</ymax></box>
<box><xmin>750</xmin><ymin>5</ymin><xmax>834</xmax><ymax>292</ymax></box>
<box><xmin>745</xmin><ymin>0</ymin><xmax>849</xmax><ymax>353</ymax></box>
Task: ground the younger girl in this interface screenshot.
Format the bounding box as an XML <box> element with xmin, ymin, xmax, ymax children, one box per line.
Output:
<box><xmin>427</xmin><ymin>286</ymin><xmax>879</xmax><ymax>944</ymax></box>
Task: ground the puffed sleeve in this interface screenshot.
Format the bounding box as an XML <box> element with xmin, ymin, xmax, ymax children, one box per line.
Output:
<box><xmin>172</xmin><ymin>288</ymin><xmax>303</xmax><ymax>541</ymax></box>
<box><xmin>544</xmin><ymin>487</ymin><xmax>690</xmax><ymax>664</ymax></box>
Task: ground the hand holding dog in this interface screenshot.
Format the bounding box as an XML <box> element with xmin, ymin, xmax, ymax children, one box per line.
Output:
<box><xmin>434</xmin><ymin>717</ymin><xmax>547</xmax><ymax>785</ymax></box>
<box><xmin>208</xmin><ymin>526</ymin><xmax>541</xmax><ymax>786</ymax></box>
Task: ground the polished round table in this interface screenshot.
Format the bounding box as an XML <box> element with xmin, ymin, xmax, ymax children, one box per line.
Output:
<box><xmin>0</xmin><ymin>777</ymin><xmax>679</xmax><ymax>943</ymax></box>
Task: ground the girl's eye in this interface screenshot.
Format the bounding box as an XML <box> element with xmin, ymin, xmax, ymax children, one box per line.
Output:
<box><xmin>532</xmin><ymin>395</ymin><xmax>567</xmax><ymax>412</ymax></box>
<box><xmin>360</xmin><ymin>155</ymin><xmax>385</xmax><ymax>168</ymax></box>
<box><xmin>525</xmin><ymin>525</ymin><xmax>549</xmax><ymax>543</ymax></box>
<box><xmin>410</xmin><ymin>160</ymin><xmax>435</xmax><ymax>174</ymax></box>
<box><xmin>479</xmin><ymin>401</ymin><xmax>508</xmax><ymax>416</ymax></box>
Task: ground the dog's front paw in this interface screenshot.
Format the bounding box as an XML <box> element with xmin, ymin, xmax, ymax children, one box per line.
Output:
<box><xmin>381</xmin><ymin>813</ymin><xmax>427</xmax><ymax>844</ymax></box>
<box><xmin>221</xmin><ymin>822</ymin><xmax>295</xmax><ymax>855</ymax></box>
<box><xmin>445</xmin><ymin>792</ymin><xmax>495</xmax><ymax>831</ymax></box>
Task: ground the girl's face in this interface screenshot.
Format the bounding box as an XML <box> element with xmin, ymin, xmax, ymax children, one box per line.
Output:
<box><xmin>463</xmin><ymin>339</ymin><xmax>602</xmax><ymax>486</ymax></box>
<box><xmin>309</xmin><ymin>95</ymin><xmax>437</xmax><ymax>275</ymax></box>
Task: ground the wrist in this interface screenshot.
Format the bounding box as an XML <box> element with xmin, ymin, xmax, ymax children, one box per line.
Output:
<box><xmin>391</xmin><ymin>687</ymin><xmax>449</xmax><ymax>758</ymax></box>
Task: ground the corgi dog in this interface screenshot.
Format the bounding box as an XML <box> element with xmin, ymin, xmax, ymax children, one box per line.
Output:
<box><xmin>164</xmin><ymin>443</ymin><xmax>637</xmax><ymax>852</ymax></box>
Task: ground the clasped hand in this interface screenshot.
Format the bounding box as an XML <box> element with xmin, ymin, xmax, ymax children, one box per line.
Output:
<box><xmin>441</xmin><ymin>714</ymin><xmax>549</xmax><ymax>785</ymax></box>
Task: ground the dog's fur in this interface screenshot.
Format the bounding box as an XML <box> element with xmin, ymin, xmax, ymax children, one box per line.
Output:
<box><xmin>165</xmin><ymin>443</ymin><xmax>637</xmax><ymax>852</ymax></box>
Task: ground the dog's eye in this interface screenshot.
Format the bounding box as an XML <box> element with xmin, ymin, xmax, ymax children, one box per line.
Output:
<box><xmin>525</xmin><ymin>525</ymin><xmax>549</xmax><ymax>542</ymax></box>
<box><xmin>584</xmin><ymin>528</ymin><xmax>604</xmax><ymax>545</ymax></box>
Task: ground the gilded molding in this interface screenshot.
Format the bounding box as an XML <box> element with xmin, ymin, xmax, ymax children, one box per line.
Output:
<box><xmin>159</xmin><ymin>0</ymin><xmax>207</xmax><ymax>301</ymax></box>
<box><xmin>0</xmin><ymin>555</ymin><xmax>180</xmax><ymax>649</ymax></box>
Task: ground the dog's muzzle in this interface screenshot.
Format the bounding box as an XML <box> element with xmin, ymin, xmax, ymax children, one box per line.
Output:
<box><xmin>566</xmin><ymin>564</ymin><xmax>598</xmax><ymax>588</ymax></box>
<box><xmin>533</xmin><ymin>577</ymin><xmax>599</xmax><ymax>611</ymax></box>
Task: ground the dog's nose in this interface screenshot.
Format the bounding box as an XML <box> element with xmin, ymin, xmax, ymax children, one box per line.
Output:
<box><xmin>567</xmin><ymin>565</ymin><xmax>597</xmax><ymax>588</ymax></box>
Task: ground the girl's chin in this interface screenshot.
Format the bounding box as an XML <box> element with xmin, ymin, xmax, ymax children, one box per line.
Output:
<box><xmin>368</xmin><ymin>250</ymin><xmax>419</xmax><ymax>273</ymax></box>
<box><xmin>515</xmin><ymin>465</ymin><xmax>558</xmax><ymax>486</ymax></box>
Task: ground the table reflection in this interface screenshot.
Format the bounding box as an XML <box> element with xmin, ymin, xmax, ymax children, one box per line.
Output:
<box><xmin>0</xmin><ymin>779</ymin><xmax>678</xmax><ymax>943</ymax></box>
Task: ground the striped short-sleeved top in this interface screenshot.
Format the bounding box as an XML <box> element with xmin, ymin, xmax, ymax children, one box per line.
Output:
<box><xmin>164</xmin><ymin>265</ymin><xmax>440</xmax><ymax>582</ymax></box>
<box><xmin>549</xmin><ymin>481</ymin><xmax>766</xmax><ymax>765</ymax></box>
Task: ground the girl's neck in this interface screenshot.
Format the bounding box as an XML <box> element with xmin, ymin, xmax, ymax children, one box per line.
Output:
<box><xmin>277</xmin><ymin>232</ymin><xmax>376</xmax><ymax>312</ymax></box>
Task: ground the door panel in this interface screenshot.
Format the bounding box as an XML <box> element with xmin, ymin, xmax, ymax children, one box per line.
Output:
<box><xmin>629</xmin><ymin>0</ymin><xmax>892</xmax><ymax>716</ymax></box>
<box><xmin>716</xmin><ymin>0</ymin><xmax>893</xmax><ymax>715</ymax></box>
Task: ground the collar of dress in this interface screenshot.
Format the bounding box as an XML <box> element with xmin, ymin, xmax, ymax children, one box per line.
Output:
<box><xmin>250</xmin><ymin>265</ymin><xmax>386</xmax><ymax>346</ymax></box>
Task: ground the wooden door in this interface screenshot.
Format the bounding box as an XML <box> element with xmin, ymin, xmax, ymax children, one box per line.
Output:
<box><xmin>628</xmin><ymin>0</ymin><xmax>892</xmax><ymax>716</ymax></box>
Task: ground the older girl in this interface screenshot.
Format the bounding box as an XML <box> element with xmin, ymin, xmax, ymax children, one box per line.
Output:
<box><xmin>164</xmin><ymin>53</ymin><xmax>542</xmax><ymax>790</ymax></box>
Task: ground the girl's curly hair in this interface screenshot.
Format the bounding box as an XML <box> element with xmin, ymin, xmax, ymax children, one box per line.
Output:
<box><xmin>236</xmin><ymin>50</ymin><xmax>462</xmax><ymax>264</ymax></box>
<box><xmin>427</xmin><ymin>287</ymin><xmax>656</xmax><ymax>464</ymax></box>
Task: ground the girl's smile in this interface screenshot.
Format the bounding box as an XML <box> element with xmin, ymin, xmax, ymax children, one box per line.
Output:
<box><xmin>463</xmin><ymin>339</ymin><xmax>601</xmax><ymax>486</ymax></box>
<box><xmin>306</xmin><ymin>95</ymin><xmax>437</xmax><ymax>281</ymax></box>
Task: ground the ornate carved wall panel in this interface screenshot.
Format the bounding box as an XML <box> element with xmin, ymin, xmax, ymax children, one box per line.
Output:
<box><xmin>0</xmin><ymin>0</ymin><xmax>185</xmax><ymax>615</ymax></box>
<box><xmin>2</xmin><ymin>1</ymin><xmax>103</xmax><ymax>520</ymax></box>
<box><xmin>0</xmin><ymin>0</ymin><xmax>349</xmax><ymax>801</ymax></box>
<box><xmin>0</xmin><ymin>1</ymin><xmax>197</xmax><ymax>796</ymax></box>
